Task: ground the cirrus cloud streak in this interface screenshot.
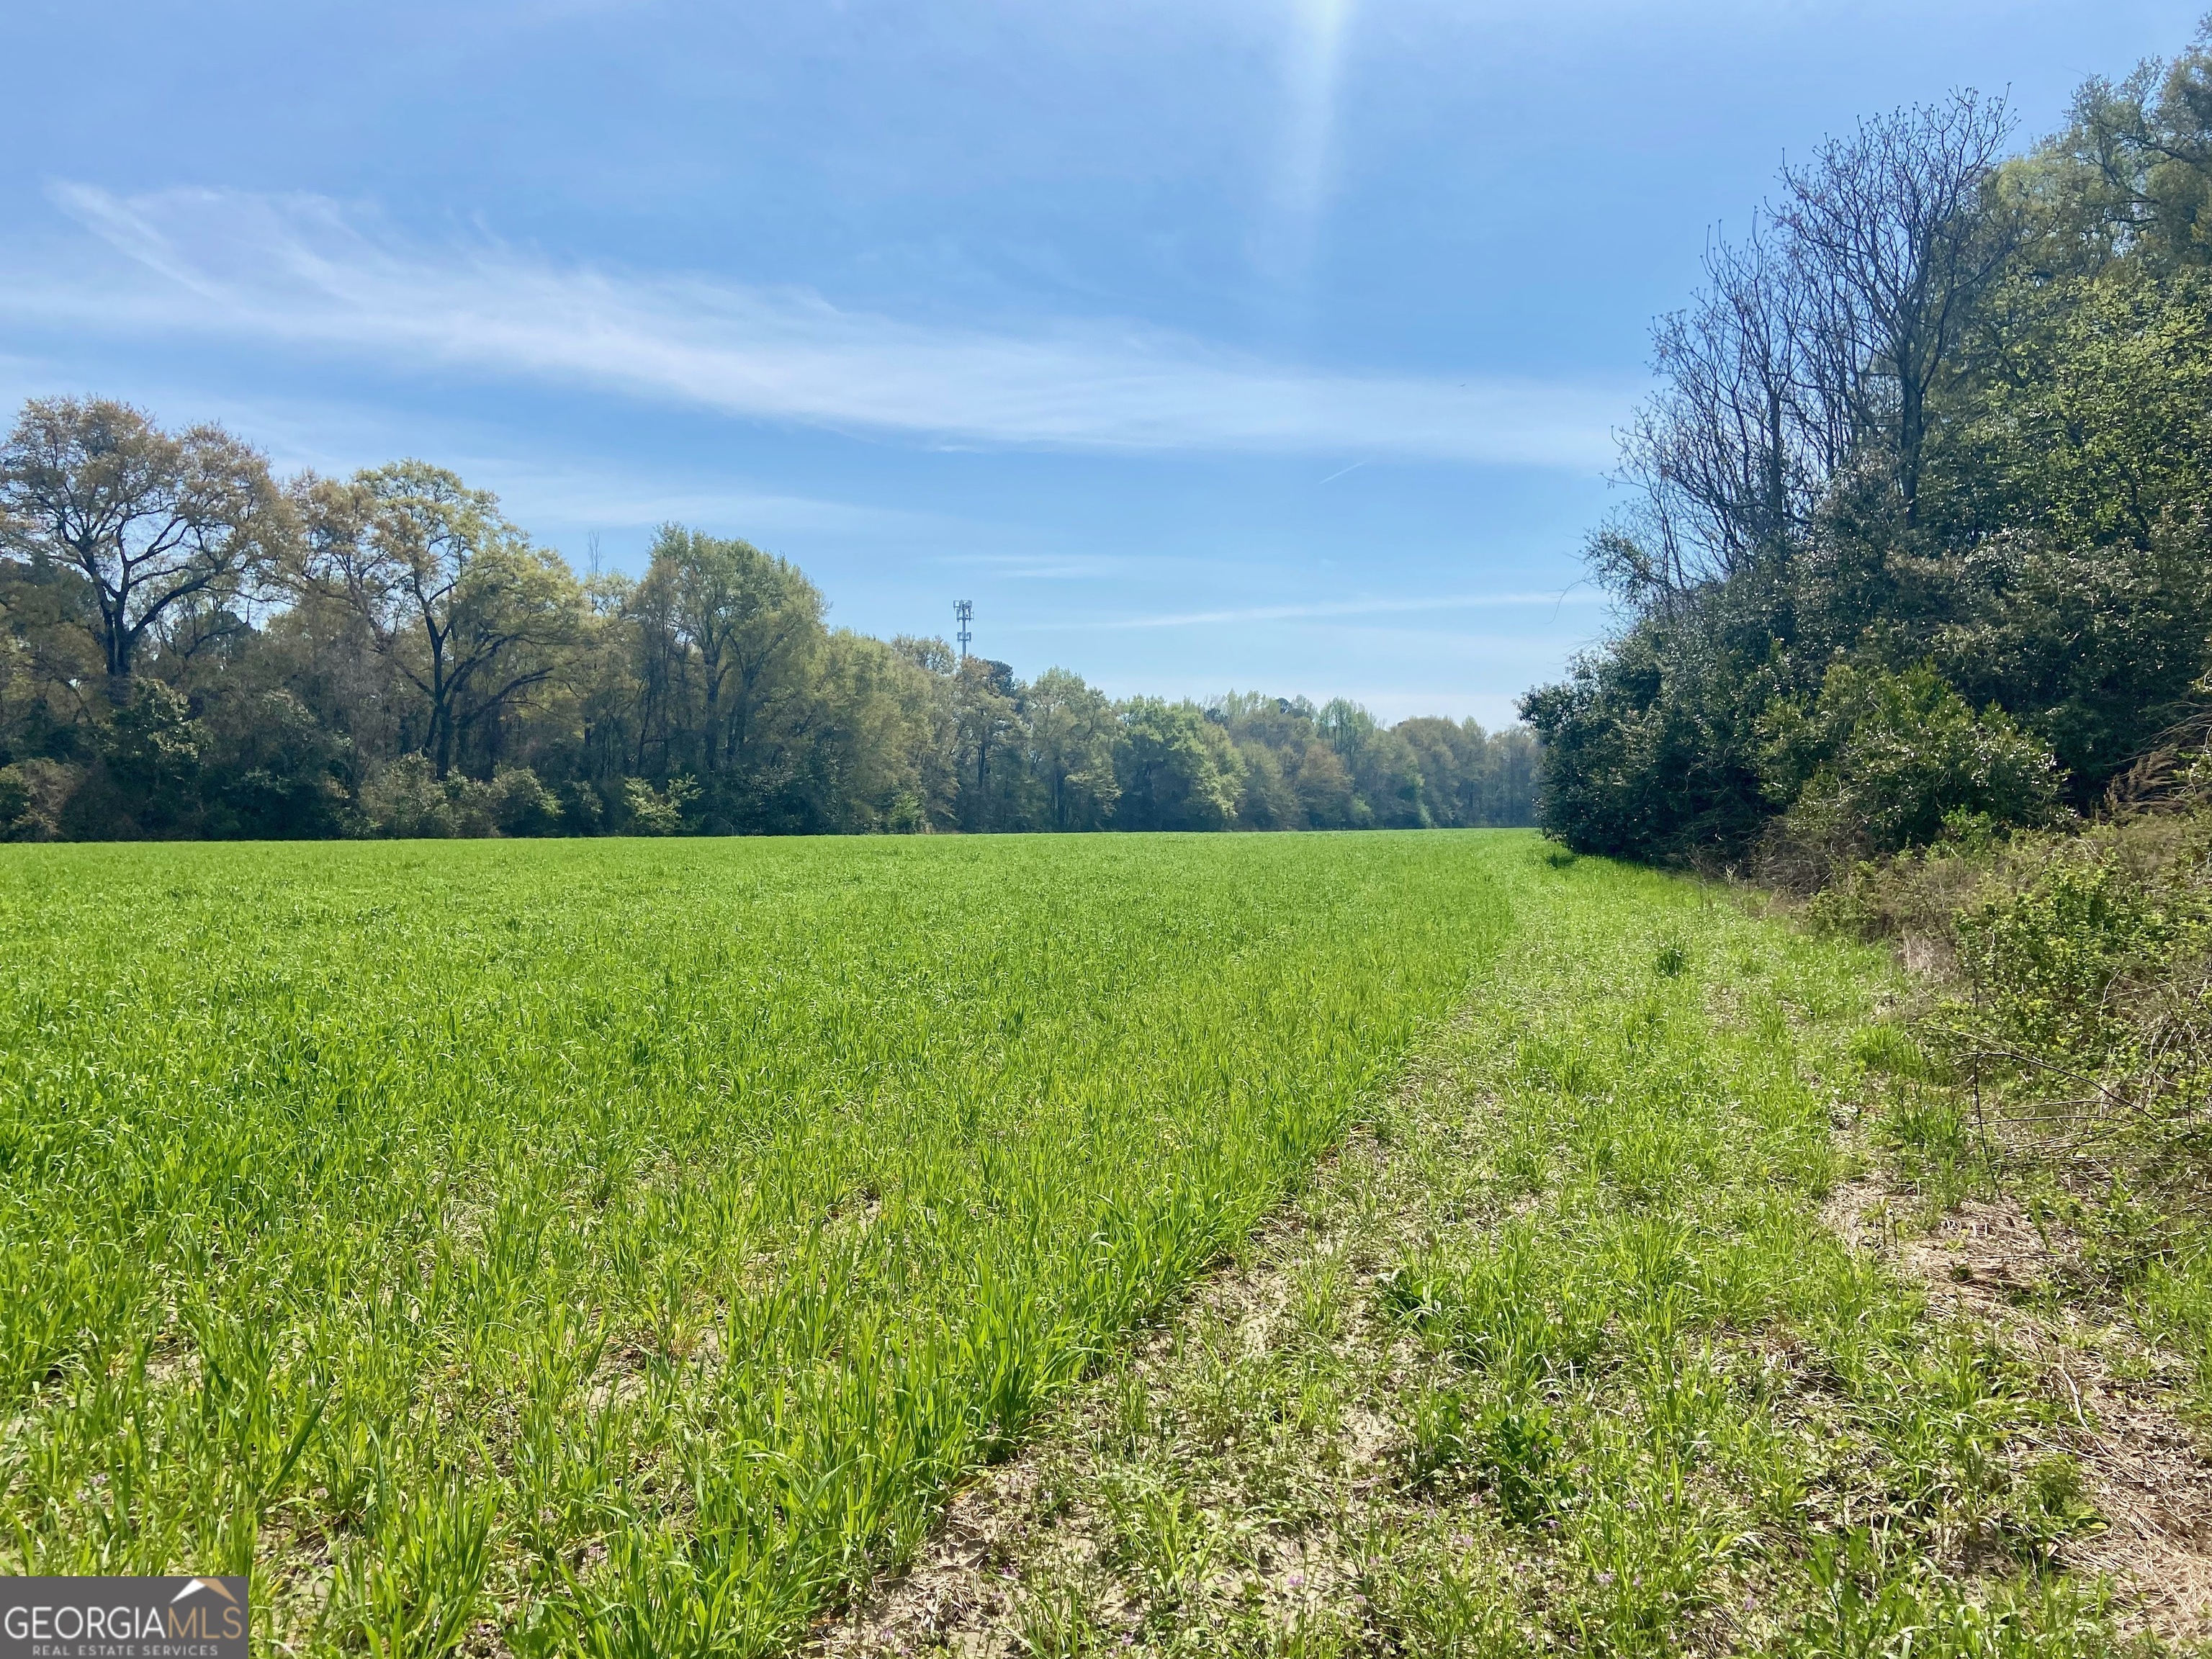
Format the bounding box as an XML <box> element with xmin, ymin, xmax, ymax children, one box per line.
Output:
<box><xmin>1015</xmin><ymin>590</ymin><xmax>1601</xmax><ymax>629</ymax></box>
<box><xmin>12</xmin><ymin>184</ymin><xmax>1628</xmax><ymax>467</ymax></box>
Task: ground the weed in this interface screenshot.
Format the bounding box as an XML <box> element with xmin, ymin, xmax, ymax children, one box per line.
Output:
<box><xmin>1015</xmin><ymin>1575</ymin><xmax>1102</xmax><ymax>1657</ymax></box>
<box><xmin>1408</xmin><ymin>1385</ymin><xmax>1565</xmax><ymax>1525</ymax></box>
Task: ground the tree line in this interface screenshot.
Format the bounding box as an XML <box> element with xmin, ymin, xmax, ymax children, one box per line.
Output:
<box><xmin>0</xmin><ymin>412</ymin><xmax>1536</xmax><ymax>840</ymax></box>
<box><xmin>1524</xmin><ymin>27</ymin><xmax>2212</xmax><ymax>874</ymax></box>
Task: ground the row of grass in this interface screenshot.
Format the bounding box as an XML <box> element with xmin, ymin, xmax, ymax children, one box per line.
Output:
<box><xmin>0</xmin><ymin>832</ymin><xmax>1520</xmax><ymax>1653</ymax></box>
<box><xmin>1373</xmin><ymin>866</ymin><xmax>2112</xmax><ymax>1653</ymax></box>
<box><xmin>963</xmin><ymin>853</ymin><xmax>2134</xmax><ymax>1656</ymax></box>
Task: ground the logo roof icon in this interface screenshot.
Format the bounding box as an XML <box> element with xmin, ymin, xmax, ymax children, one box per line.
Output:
<box><xmin>170</xmin><ymin>1579</ymin><xmax>240</xmax><ymax>1606</ymax></box>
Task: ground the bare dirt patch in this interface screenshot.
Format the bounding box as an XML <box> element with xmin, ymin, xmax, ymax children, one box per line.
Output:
<box><xmin>1826</xmin><ymin>1170</ymin><xmax>2212</xmax><ymax>1645</ymax></box>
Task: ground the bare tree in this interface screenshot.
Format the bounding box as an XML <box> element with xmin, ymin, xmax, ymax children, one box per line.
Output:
<box><xmin>0</xmin><ymin>398</ymin><xmax>287</xmax><ymax>695</ymax></box>
<box><xmin>1773</xmin><ymin>91</ymin><xmax>2018</xmax><ymax>521</ymax></box>
<box><xmin>1617</xmin><ymin>227</ymin><xmax>1824</xmax><ymax>598</ymax></box>
<box><xmin>1601</xmin><ymin>91</ymin><xmax>2019</xmax><ymax>616</ymax></box>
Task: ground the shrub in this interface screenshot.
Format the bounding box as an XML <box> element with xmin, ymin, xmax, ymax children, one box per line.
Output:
<box><xmin>485</xmin><ymin>768</ymin><xmax>562</xmax><ymax>837</ymax></box>
<box><xmin>1758</xmin><ymin>663</ymin><xmax>2062</xmax><ymax>875</ymax></box>
<box><xmin>558</xmin><ymin>780</ymin><xmax>605</xmax><ymax>835</ymax></box>
<box><xmin>1866</xmin><ymin>807</ymin><xmax>2212</xmax><ymax>1192</ymax></box>
<box><xmin>0</xmin><ymin>758</ymin><xmax>81</xmax><ymax>841</ymax></box>
<box><xmin>1521</xmin><ymin>619</ymin><xmax>1772</xmax><ymax>863</ymax></box>
<box><xmin>361</xmin><ymin>756</ymin><xmax>496</xmax><ymax>838</ymax></box>
<box><xmin>1952</xmin><ymin>824</ymin><xmax>2212</xmax><ymax>1065</ymax></box>
<box><xmin>96</xmin><ymin>680</ymin><xmax>207</xmax><ymax>837</ymax></box>
<box><xmin>199</xmin><ymin>689</ymin><xmax>353</xmax><ymax>840</ymax></box>
<box><xmin>621</xmin><ymin>775</ymin><xmax>698</xmax><ymax>835</ymax></box>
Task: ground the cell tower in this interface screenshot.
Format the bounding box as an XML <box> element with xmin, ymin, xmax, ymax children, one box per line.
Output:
<box><xmin>954</xmin><ymin>599</ymin><xmax>974</xmax><ymax>662</ymax></box>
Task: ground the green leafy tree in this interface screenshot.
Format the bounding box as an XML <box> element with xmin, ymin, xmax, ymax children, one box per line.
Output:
<box><xmin>1233</xmin><ymin>740</ymin><xmax>1300</xmax><ymax>830</ymax></box>
<box><xmin>1113</xmin><ymin>700</ymin><xmax>1241</xmax><ymax>832</ymax></box>
<box><xmin>2061</xmin><ymin>25</ymin><xmax>2212</xmax><ymax>270</ymax></box>
<box><xmin>1294</xmin><ymin>742</ymin><xmax>1359</xmax><ymax>830</ymax></box>
<box><xmin>789</xmin><ymin>631</ymin><xmax>948</xmax><ymax>833</ymax></box>
<box><xmin>90</xmin><ymin>679</ymin><xmax>206</xmax><ymax>837</ymax></box>
<box><xmin>953</xmin><ymin>657</ymin><xmax>1031</xmax><ymax>831</ymax></box>
<box><xmin>627</xmin><ymin>526</ymin><xmax>831</xmax><ymax>830</ymax></box>
<box><xmin>0</xmin><ymin>758</ymin><xmax>77</xmax><ymax>840</ymax></box>
<box><xmin>294</xmin><ymin>464</ymin><xmax>585</xmax><ymax>778</ymax></box>
<box><xmin>0</xmin><ymin>398</ymin><xmax>286</xmax><ymax>696</ymax></box>
<box><xmin>199</xmin><ymin>688</ymin><xmax>351</xmax><ymax>840</ymax></box>
<box><xmin>0</xmin><ymin>556</ymin><xmax>103</xmax><ymax>762</ymax></box>
<box><xmin>1024</xmin><ymin>667</ymin><xmax>1120</xmax><ymax>831</ymax></box>
<box><xmin>0</xmin><ymin>394</ymin><xmax>1550</xmax><ymax>842</ymax></box>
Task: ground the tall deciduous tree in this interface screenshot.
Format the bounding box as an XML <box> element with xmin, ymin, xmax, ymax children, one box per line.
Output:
<box><xmin>1774</xmin><ymin>92</ymin><xmax>2018</xmax><ymax>522</ymax></box>
<box><xmin>638</xmin><ymin>525</ymin><xmax>827</xmax><ymax>827</ymax></box>
<box><xmin>1599</xmin><ymin>94</ymin><xmax>2018</xmax><ymax>621</ymax></box>
<box><xmin>0</xmin><ymin>399</ymin><xmax>287</xmax><ymax>695</ymax></box>
<box><xmin>292</xmin><ymin>462</ymin><xmax>585</xmax><ymax>778</ymax></box>
<box><xmin>953</xmin><ymin>657</ymin><xmax>1028</xmax><ymax>830</ymax></box>
<box><xmin>1025</xmin><ymin>667</ymin><xmax>1120</xmax><ymax>830</ymax></box>
<box><xmin>1114</xmin><ymin>699</ymin><xmax>1241</xmax><ymax>832</ymax></box>
<box><xmin>2063</xmin><ymin>25</ymin><xmax>2212</xmax><ymax>269</ymax></box>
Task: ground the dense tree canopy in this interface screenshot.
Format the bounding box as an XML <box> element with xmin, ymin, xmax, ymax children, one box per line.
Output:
<box><xmin>0</xmin><ymin>403</ymin><xmax>1537</xmax><ymax>840</ymax></box>
<box><xmin>1526</xmin><ymin>26</ymin><xmax>2212</xmax><ymax>873</ymax></box>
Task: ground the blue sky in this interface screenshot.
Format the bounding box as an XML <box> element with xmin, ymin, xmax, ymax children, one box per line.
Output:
<box><xmin>0</xmin><ymin>1</ymin><xmax>2199</xmax><ymax>724</ymax></box>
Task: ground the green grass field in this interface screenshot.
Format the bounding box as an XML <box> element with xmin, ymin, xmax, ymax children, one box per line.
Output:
<box><xmin>0</xmin><ymin>832</ymin><xmax>1527</xmax><ymax>1654</ymax></box>
<box><xmin>913</xmin><ymin>855</ymin><xmax>2130</xmax><ymax>1658</ymax></box>
<box><xmin>5</xmin><ymin>833</ymin><xmax>2154</xmax><ymax>1657</ymax></box>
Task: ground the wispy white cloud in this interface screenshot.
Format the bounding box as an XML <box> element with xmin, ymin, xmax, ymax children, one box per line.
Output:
<box><xmin>454</xmin><ymin>461</ymin><xmax>954</xmax><ymax>540</ymax></box>
<box><xmin>1015</xmin><ymin>590</ymin><xmax>1601</xmax><ymax>629</ymax></box>
<box><xmin>938</xmin><ymin>552</ymin><xmax>1141</xmax><ymax>580</ymax></box>
<box><xmin>7</xmin><ymin>185</ymin><xmax>1628</xmax><ymax>467</ymax></box>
